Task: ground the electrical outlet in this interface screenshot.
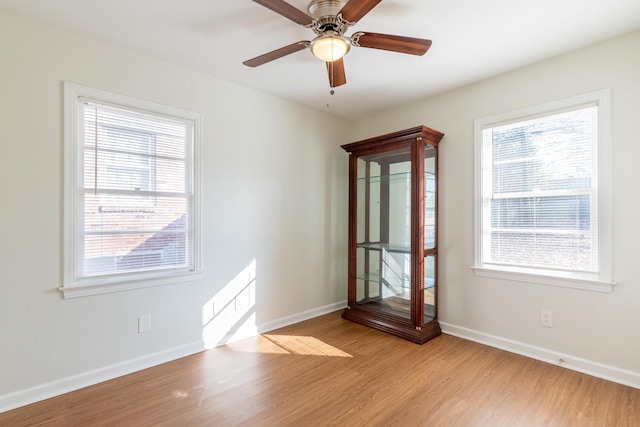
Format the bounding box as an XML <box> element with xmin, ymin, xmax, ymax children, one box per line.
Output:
<box><xmin>540</xmin><ymin>310</ymin><xmax>553</xmax><ymax>328</ymax></box>
<box><xmin>138</xmin><ymin>315</ymin><xmax>151</xmax><ymax>333</ymax></box>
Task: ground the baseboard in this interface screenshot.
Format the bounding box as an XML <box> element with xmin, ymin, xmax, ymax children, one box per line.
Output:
<box><xmin>0</xmin><ymin>301</ymin><xmax>348</xmax><ymax>414</ymax></box>
<box><xmin>0</xmin><ymin>341</ymin><xmax>204</xmax><ymax>414</ymax></box>
<box><xmin>440</xmin><ymin>321</ymin><xmax>640</xmax><ymax>390</ymax></box>
<box><xmin>257</xmin><ymin>301</ymin><xmax>347</xmax><ymax>335</ymax></box>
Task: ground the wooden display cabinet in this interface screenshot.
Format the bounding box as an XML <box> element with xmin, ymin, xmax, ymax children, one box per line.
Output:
<box><xmin>341</xmin><ymin>126</ymin><xmax>444</xmax><ymax>344</ymax></box>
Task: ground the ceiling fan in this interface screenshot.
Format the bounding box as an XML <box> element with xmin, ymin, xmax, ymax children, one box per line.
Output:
<box><xmin>243</xmin><ymin>0</ymin><xmax>432</xmax><ymax>88</ymax></box>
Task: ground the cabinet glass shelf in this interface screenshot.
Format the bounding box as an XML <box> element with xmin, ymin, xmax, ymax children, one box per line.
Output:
<box><xmin>356</xmin><ymin>273</ymin><xmax>435</xmax><ymax>289</ymax></box>
<box><xmin>357</xmin><ymin>241</ymin><xmax>436</xmax><ymax>252</ymax></box>
<box><xmin>357</xmin><ymin>171</ymin><xmax>435</xmax><ymax>183</ymax></box>
<box><xmin>356</xmin><ymin>242</ymin><xmax>411</xmax><ymax>253</ymax></box>
<box><xmin>356</xmin><ymin>272</ymin><xmax>411</xmax><ymax>289</ymax></box>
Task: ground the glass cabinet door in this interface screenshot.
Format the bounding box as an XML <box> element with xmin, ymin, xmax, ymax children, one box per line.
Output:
<box><xmin>355</xmin><ymin>147</ymin><xmax>413</xmax><ymax>320</ymax></box>
<box><xmin>342</xmin><ymin>125</ymin><xmax>444</xmax><ymax>344</ymax></box>
<box><xmin>424</xmin><ymin>144</ymin><xmax>437</xmax><ymax>324</ymax></box>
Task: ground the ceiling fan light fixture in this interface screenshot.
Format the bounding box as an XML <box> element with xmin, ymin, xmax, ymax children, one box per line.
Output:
<box><xmin>310</xmin><ymin>33</ymin><xmax>351</xmax><ymax>62</ymax></box>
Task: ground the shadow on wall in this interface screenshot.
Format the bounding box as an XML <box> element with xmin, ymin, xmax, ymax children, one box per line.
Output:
<box><xmin>202</xmin><ymin>258</ymin><xmax>257</xmax><ymax>349</ymax></box>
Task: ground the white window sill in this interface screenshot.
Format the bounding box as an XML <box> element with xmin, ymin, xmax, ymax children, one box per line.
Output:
<box><xmin>471</xmin><ymin>265</ymin><xmax>615</xmax><ymax>293</ymax></box>
<box><xmin>59</xmin><ymin>271</ymin><xmax>202</xmax><ymax>298</ymax></box>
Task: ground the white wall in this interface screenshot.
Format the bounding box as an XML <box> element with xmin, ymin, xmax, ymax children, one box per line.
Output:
<box><xmin>354</xmin><ymin>30</ymin><xmax>640</xmax><ymax>384</ymax></box>
<box><xmin>0</xmin><ymin>8</ymin><xmax>351</xmax><ymax>409</ymax></box>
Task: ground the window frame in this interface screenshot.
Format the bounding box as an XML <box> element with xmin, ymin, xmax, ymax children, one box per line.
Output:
<box><xmin>62</xmin><ymin>83</ymin><xmax>202</xmax><ymax>298</ymax></box>
<box><xmin>472</xmin><ymin>90</ymin><xmax>615</xmax><ymax>292</ymax></box>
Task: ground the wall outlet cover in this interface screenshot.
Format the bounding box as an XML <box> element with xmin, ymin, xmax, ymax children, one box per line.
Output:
<box><xmin>540</xmin><ymin>310</ymin><xmax>553</xmax><ymax>328</ymax></box>
<box><xmin>138</xmin><ymin>315</ymin><xmax>151</xmax><ymax>333</ymax></box>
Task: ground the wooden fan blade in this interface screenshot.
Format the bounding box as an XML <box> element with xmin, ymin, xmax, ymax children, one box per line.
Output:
<box><xmin>339</xmin><ymin>0</ymin><xmax>382</xmax><ymax>23</ymax></box>
<box><xmin>326</xmin><ymin>58</ymin><xmax>347</xmax><ymax>88</ymax></box>
<box><xmin>252</xmin><ymin>0</ymin><xmax>314</xmax><ymax>26</ymax></box>
<box><xmin>353</xmin><ymin>32</ymin><xmax>432</xmax><ymax>56</ymax></box>
<box><xmin>243</xmin><ymin>41</ymin><xmax>310</xmax><ymax>67</ymax></box>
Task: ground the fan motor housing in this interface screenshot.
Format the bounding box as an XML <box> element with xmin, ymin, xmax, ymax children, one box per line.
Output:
<box><xmin>308</xmin><ymin>0</ymin><xmax>346</xmax><ymax>20</ymax></box>
<box><xmin>308</xmin><ymin>0</ymin><xmax>350</xmax><ymax>34</ymax></box>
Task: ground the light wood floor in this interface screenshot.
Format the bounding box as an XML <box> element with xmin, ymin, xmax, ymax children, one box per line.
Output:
<box><xmin>2</xmin><ymin>311</ymin><xmax>638</xmax><ymax>426</ymax></box>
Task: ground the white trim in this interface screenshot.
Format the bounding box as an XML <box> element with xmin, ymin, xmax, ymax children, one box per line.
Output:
<box><xmin>440</xmin><ymin>322</ymin><xmax>640</xmax><ymax>390</ymax></box>
<box><xmin>65</xmin><ymin>83</ymin><xmax>202</xmax><ymax>121</ymax></box>
<box><xmin>596</xmin><ymin>90</ymin><xmax>613</xmax><ymax>281</ymax></box>
<box><xmin>257</xmin><ymin>301</ymin><xmax>347</xmax><ymax>335</ymax></box>
<box><xmin>59</xmin><ymin>271</ymin><xmax>203</xmax><ymax>298</ymax></box>
<box><xmin>473</xmin><ymin>89</ymin><xmax>614</xmax><ymax>290</ymax></box>
<box><xmin>0</xmin><ymin>342</ymin><xmax>204</xmax><ymax>414</ymax></box>
<box><xmin>191</xmin><ymin>108</ymin><xmax>203</xmax><ymax>275</ymax></box>
<box><xmin>474</xmin><ymin>90</ymin><xmax>609</xmax><ymax>128</ymax></box>
<box><xmin>471</xmin><ymin>265</ymin><xmax>615</xmax><ymax>292</ymax></box>
<box><xmin>62</xmin><ymin>82</ymin><xmax>203</xmax><ymax>298</ymax></box>
<box><xmin>0</xmin><ymin>302</ymin><xmax>347</xmax><ymax>413</ymax></box>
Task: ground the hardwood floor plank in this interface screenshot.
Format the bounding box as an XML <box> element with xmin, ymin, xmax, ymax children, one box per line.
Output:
<box><xmin>1</xmin><ymin>311</ymin><xmax>639</xmax><ymax>426</ymax></box>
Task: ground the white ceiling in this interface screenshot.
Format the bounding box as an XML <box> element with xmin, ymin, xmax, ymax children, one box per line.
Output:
<box><xmin>2</xmin><ymin>0</ymin><xmax>640</xmax><ymax>120</ymax></box>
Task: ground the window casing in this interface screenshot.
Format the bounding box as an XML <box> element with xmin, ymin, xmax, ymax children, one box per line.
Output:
<box><xmin>63</xmin><ymin>83</ymin><xmax>201</xmax><ymax>298</ymax></box>
<box><xmin>472</xmin><ymin>90</ymin><xmax>614</xmax><ymax>292</ymax></box>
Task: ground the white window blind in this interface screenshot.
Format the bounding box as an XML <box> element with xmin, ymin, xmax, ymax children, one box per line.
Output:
<box><xmin>63</xmin><ymin>83</ymin><xmax>201</xmax><ymax>297</ymax></box>
<box><xmin>482</xmin><ymin>105</ymin><xmax>598</xmax><ymax>272</ymax></box>
<box><xmin>80</xmin><ymin>100</ymin><xmax>194</xmax><ymax>276</ymax></box>
<box><xmin>473</xmin><ymin>90</ymin><xmax>614</xmax><ymax>292</ymax></box>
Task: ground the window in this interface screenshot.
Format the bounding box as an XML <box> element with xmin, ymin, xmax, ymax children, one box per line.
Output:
<box><xmin>62</xmin><ymin>83</ymin><xmax>201</xmax><ymax>298</ymax></box>
<box><xmin>473</xmin><ymin>90</ymin><xmax>614</xmax><ymax>292</ymax></box>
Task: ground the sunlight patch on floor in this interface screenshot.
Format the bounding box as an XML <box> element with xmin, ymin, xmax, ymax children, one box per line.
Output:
<box><xmin>265</xmin><ymin>335</ymin><xmax>353</xmax><ymax>357</ymax></box>
<box><xmin>227</xmin><ymin>334</ymin><xmax>352</xmax><ymax>357</ymax></box>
